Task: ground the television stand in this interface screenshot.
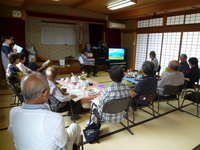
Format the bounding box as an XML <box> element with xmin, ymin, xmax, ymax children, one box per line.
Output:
<box><xmin>105</xmin><ymin>60</ymin><xmax>127</xmax><ymax>71</ymax></box>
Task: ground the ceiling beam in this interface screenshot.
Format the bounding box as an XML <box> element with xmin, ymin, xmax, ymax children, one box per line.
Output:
<box><xmin>109</xmin><ymin>0</ymin><xmax>200</xmax><ymax>20</ymax></box>
<box><xmin>70</xmin><ymin>0</ymin><xmax>95</xmax><ymax>8</ymax></box>
<box><xmin>21</xmin><ymin>0</ymin><xmax>31</xmax><ymax>20</ymax></box>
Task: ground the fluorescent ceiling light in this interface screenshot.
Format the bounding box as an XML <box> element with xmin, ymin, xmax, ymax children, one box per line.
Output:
<box><xmin>108</xmin><ymin>0</ymin><xmax>136</xmax><ymax>10</ymax></box>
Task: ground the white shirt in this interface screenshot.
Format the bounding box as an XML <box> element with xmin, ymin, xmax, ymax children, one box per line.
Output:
<box><xmin>48</xmin><ymin>80</ymin><xmax>71</xmax><ymax>102</ymax></box>
<box><xmin>16</xmin><ymin>62</ymin><xmax>31</xmax><ymax>75</ymax></box>
<box><xmin>151</xmin><ymin>57</ymin><xmax>159</xmax><ymax>71</ymax></box>
<box><xmin>78</xmin><ymin>54</ymin><xmax>85</xmax><ymax>64</ymax></box>
<box><xmin>8</xmin><ymin>104</ymin><xmax>68</xmax><ymax>150</ymax></box>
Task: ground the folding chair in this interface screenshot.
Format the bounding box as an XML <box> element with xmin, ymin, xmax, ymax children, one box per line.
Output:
<box><xmin>180</xmin><ymin>88</ymin><xmax>200</xmax><ymax>118</ymax></box>
<box><xmin>7</xmin><ymin>80</ymin><xmax>24</xmax><ymax>105</ymax></box>
<box><xmin>48</xmin><ymin>96</ymin><xmax>76</xmax><ymax>123</ymax></box>
<box><xmin>157</xmin><ymin>84</ymin><xmax>184</xmax><ymax>114</ymax></box>
<box><xmin>89</xmin><ymin>97</ymin><xmax>133</xmax><ymax>142</ymax></box>
<box><xmin>73</xmin><ymin>134</ymin><xmax>84</xmax><ymax>150</ymax></box>
<box><xmin>131</xmin><ymin>93</ymin><xmax>157</xmax><ymax>123</ymax></box>
<box><xmin>181</xmin><ymin>69</ymin><xmax>200</xmax><ymax>98</ymax></box>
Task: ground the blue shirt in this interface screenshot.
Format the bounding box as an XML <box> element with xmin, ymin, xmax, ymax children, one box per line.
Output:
<box><xmin>1</xmin><ymin>44</ymin><xmax>12</xmax><ymax>57</ymax></box>
<box><xmin>28</xmin><ymin>62</ymin><xmax>40</xmax><ymax>71</ymax></box>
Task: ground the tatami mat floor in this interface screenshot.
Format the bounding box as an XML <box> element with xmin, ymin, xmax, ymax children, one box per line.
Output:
<box><xmin>0</xmin><ymin>71</ymin><xmax>200</xmax><ymax>150</ymax></box>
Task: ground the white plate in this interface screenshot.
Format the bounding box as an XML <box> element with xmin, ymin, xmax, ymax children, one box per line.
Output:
<box><xmin>87</xmin><ymin>88</ymin><xmax>100</xmax><ymax>96</ymax></box>
<box><xmin>67</xmin><ymin>89</ymin><xmax>85</xmax><ymax>102</ymax></box>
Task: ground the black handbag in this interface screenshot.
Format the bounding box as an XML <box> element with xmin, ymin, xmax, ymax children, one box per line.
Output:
<box><xmin>83</xmin><ymin>122</ymin><xmax>101</xmax><ymax>143</ymax></box>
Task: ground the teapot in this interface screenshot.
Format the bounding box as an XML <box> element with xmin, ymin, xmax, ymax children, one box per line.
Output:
<box><xmin>70</xmin><ymin>73</ymin><xmax>77</xmax><ymax>82</ymax></box>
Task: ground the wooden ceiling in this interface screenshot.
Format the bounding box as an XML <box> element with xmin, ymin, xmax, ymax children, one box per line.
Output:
<box><xmin>1</xmin><ymin>0</ymin><xmax>200</xmax><ymax>20</ymax></box>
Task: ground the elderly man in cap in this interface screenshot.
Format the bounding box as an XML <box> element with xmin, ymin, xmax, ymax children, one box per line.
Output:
<box><xmin>78</xmin><ymin>48</ymin><xmax>97</xmax><ymax>77</ymax></box>
<box><xmin>8</xmin><ymin>72</ymin><xmax>81</xmax><ymax>150</ymax></box>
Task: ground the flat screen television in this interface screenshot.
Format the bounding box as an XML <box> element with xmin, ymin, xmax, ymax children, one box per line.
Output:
<box><xmin>108</xmin><ymin>48</ymin><xmax>127</xmax><ymax>61</ymax></box>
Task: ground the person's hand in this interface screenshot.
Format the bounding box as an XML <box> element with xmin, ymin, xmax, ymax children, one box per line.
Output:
<box><xmin>135</xmin><ymin>78</ymin><xmax>141</xmax><ymax>81</ymax></box>
<box><xmin>64</xmin><ymin>93</ymin><xmax>69</xmax><ymax>96</ymax></box>
<box><xmin>70</xmin><ymin>94</ymin><xmax>77</xmax><ymax>99</ymax></box>
<box><xmin>61</xmin><ymin>88</ymin><xmax>67</xmax><ymax>93</ymax></box>
<box><xmin>13</xmin><ymin>49</ymin><xmax>17</xmax><ymax>53</ymax></box>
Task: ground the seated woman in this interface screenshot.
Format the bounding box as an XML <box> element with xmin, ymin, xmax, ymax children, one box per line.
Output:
<box><xmin>185</xmin><ymin>57</ymin><xmax>200</xmax><ymax>88</ymax></box>
<box><xmin>91</xmin><ymin>65</ymin><xmax>130</xmax><ymax>123</ymax></box>
<box><xmin>7</xmin><ymin>53</ymin><xmax>24</xmax><ymax>91</ymax></box>
<box><xmin>46</xmin><ymin>66</ymin><xmax>83</xmax><ymax>120</ymax></box>
<box><xmin>16</xmin><ymin>53</ymin><xmax>33</xmax><ymax>75</ymax></box>
<box><xmin>131</xmin><ymin>61</ymin><xmax>157</xmax><ymax>106</ymax></box>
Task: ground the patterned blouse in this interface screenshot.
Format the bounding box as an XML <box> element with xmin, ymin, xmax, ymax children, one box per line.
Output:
<box><xmin>7</xmin><ymin>64</ymin><xmax>23</xmax><ymax>90</ymax></box>
<box><xmin>98</xmin><ymin>82</ymin><xmax>130</xmax><ymax>123</ymax></box>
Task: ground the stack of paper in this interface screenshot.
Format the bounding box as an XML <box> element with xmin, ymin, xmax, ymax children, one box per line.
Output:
<box><xmin>13</xmin><ymin>44</ymin><xmax>23</xmax><ymax>53</ymax></box>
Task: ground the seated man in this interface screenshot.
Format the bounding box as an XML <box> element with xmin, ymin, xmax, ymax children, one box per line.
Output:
<box><xmin>78</xmin><ymin>48</ymin><xmax>97</xmax><ymax>77</ymax></box>
<box><xmin>179</xmin><ymin>54</ymin><xmax>189</xmax><ymax>75</ymax></box>
<box><xmin>157</xmin><ymin>60</ymin><xmax>185</xmax><ymax>96</ymax></box>
<box><xmin>131</xmin><ymin>61</ymin><xmax>157</xmax><ymax>105</ymax></box>
<box><xmin>8</xmin><ymin>72</ymin><xmax>81</xmax><ymax>150</ymax></box>
<box><xmin>16</xmin><ymin>52</ymin><xmax>33</xmax><ymax>75</ymax></box>
<box><xmin>91</xmin><ymin>65</ymin><xmax>130</xmax><ymax>123</ymax></box>
<box><xmin>28</xmin><ymin>55</ymin><xmax>48</xmax><ymax>73</ymax></box>
<box><xmin>46</xmin><ymin>66</ymin><xmax>82</xmax><ymax>120</ymax></box>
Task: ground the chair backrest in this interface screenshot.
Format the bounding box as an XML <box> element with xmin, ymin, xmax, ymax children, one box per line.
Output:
<box><xmin>48</xmin><ymin>95</ymin><xmax>67</xmax><ymax>112</ymax></box>
<box><xmin>102</xmin><ymin>97</ymin><xmax>131</xmax><ymax>114</ymax></box>
<box><xmin>139</xmin><ymin>94</ymin><xmax>156</xmax><ymax>102</ymax></box>
<box><xmin>7</xmin><ymin>81</ymin><xmax>24</xmax><ymax>103</ymax></box>
<box><xmin>163</xmin><ymin>84</ymin><xmax>184</xmax><ymax>96</ymax></box>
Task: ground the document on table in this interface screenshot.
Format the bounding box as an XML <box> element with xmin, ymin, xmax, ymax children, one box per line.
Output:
<box><xmin>67</xmin><ymin>89</ymin><xmax>85</xmax><ymax>102</ymax></box>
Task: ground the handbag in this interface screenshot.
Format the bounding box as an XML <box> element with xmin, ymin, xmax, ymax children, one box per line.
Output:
<box><xmin>83</xmin><ymin>122</ymin><xmax>101</xmax><ymax>143</ymax></box>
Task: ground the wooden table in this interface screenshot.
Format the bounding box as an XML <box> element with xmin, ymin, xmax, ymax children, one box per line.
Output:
<box><xmin>56</xmin><ymin>78</ymin><xmax>105</xmax><ymax>103</ymax></box>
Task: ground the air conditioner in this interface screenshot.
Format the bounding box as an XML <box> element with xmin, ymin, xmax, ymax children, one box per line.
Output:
<box><xmin>109</xmin><ymin>22</ymin><xmax>126</xmax><ymax>30</ymax></box>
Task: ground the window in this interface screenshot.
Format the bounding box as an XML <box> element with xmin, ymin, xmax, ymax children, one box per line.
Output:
<box><xmin>181</xmin><ymin>32</ymin><xmax>200</xmax><ymax>61</ymax></box>
<box><xmin>167</xmin><ymin>15</ymin><xmax>184</xmax><ymax>25</ymax></box>
<box><xmin>138</xmin><ymin>20</ymin><xmax>149</xmax><ymax>28</ymax></box>
<box><xmin>138</xmin><ymin>18</ymin><xmax>163</xmax><ymax>28</ymax></box>
<box><xmin>147</xmin><ymin>33</ymin><xmax>162</xmax><ymax>62</ymax></box>
<box><xmin>135</xmin><ymin>34</ymin><xmax>148</xmax><ymax>70</ymax></box>
<box><xmin>135</xmin><ymin>12</ymin><xmax>200</xmax><ymax>73</ymax></box>
<box><xmin>160</xmin><ymin>32</ymin><xmax>181</xmax><ymax>72</ymax></box>
<box><xmin>185</xmin><ymin>13</ymin><xmax>200</xmax><ymax>24</ymax></box>
<box><xmin>149</xmin><ymin>18</ymin><xmax>163</xmax><ymax>27</ymax></box>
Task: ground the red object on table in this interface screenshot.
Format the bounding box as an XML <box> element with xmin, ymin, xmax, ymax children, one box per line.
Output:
<box><xmin>56</xmin><ymin>78</ymin><xmax>103</xmax><ymax>103</ymax></box>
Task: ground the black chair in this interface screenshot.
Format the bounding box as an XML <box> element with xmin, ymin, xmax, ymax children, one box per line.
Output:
<box><xmin>157</xmin><ymin>84</ymin><xmax>184</xmax><ymax>114</ymax></box>
<box><xmin>156</xmin><ymin>65</ymin><xmax>161</xmax><ymax>77</ymax></box>
<box><xmin>180</xmin><ymin>88</ymin><xmax>200</xmax><ymax>118</ymax></box>
<box><xmin>7</xmin><ymin>80</ymin><xmax>24</xmax><ymax>105</ymax></box>
<box><xmin>131</xmin><ymin>93</ymin><xmax>158</xmax><ymax>123</ymax></box>
<box><xmin>181</xmin><ymin>69</ymin><xmax>200</xmax><ymax>98</ymax></box>
<box><xmin>89</xmin><ymin>97</ymin><xmax>133</xmax><ymax>141</ymax></box>
<box><xmin>48</xmin><ymin>96</ymin><xmax>76</xmax><ymax>123</ymax></box>
<box><xmin>73</xmin><ymin>134</ymin><xmax>84</xmax><ymax>150</ymax></box>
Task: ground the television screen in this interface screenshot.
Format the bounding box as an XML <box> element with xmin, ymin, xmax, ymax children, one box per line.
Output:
<box><xmin>108</xmin><ymin>48</ymin><xmax>126</xmax><ymax>60</ymax></box>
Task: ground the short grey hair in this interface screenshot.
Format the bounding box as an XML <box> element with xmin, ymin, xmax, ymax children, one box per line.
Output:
<box><xmin>21</xmin><ymin>72</ymin><xmax>49</xmax><ymax>102</ymax></box>
<box><xmin>168</xmin><ymin>60</ymin><xmax>179</xmax><ymax>71</ymax></box>
<box><xmin>28</xmin><ymin>55</ymin><xmax>36</xmax><ymax>61</ymax></box>
<box><xmin>180</xmin><ymin>54</ymin><xmax>187</xmax><ymax>60</ymax></box>
<box><xmin>142</xmin><ymin>61</ymin><xmax>154</xmax><ymax>76</ymax></box>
